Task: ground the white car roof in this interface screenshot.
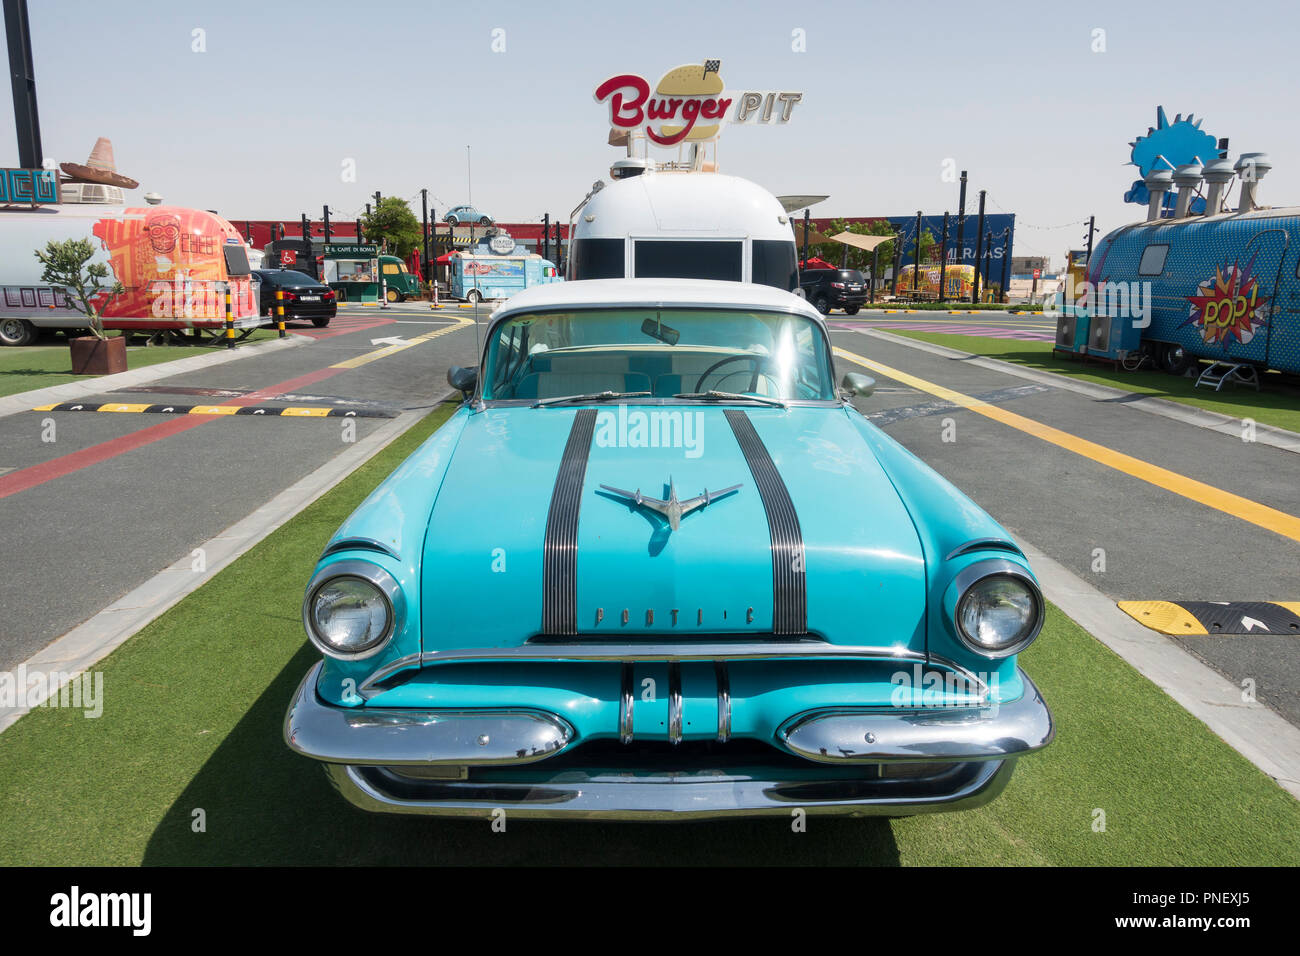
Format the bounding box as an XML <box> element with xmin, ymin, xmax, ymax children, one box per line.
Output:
<box><xmin>576</xmin><ymin>171</ymin><xmax>791</xmax><ymax>241</ymax></box>
<box><xmin>492</xmin><ymin>278</ymin><xmax>823</xmax><ymax>323</ymax></box>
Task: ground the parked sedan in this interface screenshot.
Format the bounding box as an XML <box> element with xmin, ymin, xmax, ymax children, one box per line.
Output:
<box><xmin>284</xmin><ymin>278</ymin><xmax>1053</xmax><ymax>820</ymax></box>
<box><xmin>444</xmin><ymin>204</ymin><xmax>493</xmax><ymax>227</ymax></box>
<box><xmin>253</xmin><ymin>269</ymin><xmax>336</xmax><ymax>328</ymax></box>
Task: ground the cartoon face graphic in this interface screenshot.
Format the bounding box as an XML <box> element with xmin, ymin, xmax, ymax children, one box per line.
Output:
<box><xmin>145</xmin><ymin>214</ymin><xmax>181</xmax><ymax>254</ymax></box>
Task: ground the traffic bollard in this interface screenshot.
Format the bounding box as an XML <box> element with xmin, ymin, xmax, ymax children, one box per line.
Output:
<box><xmin>224</xmin><ymin>284</ymin><xmax>235</xmax><ymax>349</ymax></box>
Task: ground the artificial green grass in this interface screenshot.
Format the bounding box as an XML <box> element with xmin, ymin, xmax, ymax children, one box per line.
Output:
<box><xmin>0</xmin><ymin>331</ymin><xmax>282</xmax><ymax>398</ymax></box>
<box><xmin>883</xmin><ymin>330</ymin><xmax>1300</xmax><ymax>435</ymax></box>
<box><xmin>0</xmin><ymin>400</ymin><xmax>1295</xmax><ymax>865</ymax></box>
<box><xmin>850</xmin><ymin>302</ymin><xmax>1040</xmax><ymax>312</ymax></box>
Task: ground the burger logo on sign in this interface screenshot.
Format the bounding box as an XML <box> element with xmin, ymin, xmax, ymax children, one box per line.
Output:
<box><xmin>595</xmin><ymin>60</ymin><xmax>802</xmax><ymax>147</ymax></box>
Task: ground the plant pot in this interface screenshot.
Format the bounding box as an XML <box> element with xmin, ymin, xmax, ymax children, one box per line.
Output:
<box><xmin>69</xmin><ymin>335</ymin><xmax>128</xmax><ymax>375</ymax></box>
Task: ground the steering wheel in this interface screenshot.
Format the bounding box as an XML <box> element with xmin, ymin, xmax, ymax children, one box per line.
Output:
<box><xmin>693</xmin><ymin>354</ymin><xmax>780</xmax><ymax>394</ymax></box>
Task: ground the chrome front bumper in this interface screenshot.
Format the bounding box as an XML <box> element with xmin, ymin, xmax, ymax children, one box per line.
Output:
<box><xmin>284</xmin><ymin>662</ymin><xmax>1053</xmax><ymax>819</ymax></box>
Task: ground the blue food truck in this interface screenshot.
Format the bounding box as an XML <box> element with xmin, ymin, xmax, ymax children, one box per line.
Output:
<box><xmin>1068</xmin><ymin>207</ymin><xmax>1300</xmax><ymax>387</ymax></box>
<box><xmin>1056</xmin><ymin>119</ymin><xmax>1299</xmax><ymax>387</ymax></box>
<box><xmin>448</xmin><ymin>232</ymin><xmax>561</xmax><ymax>303</ymax></box>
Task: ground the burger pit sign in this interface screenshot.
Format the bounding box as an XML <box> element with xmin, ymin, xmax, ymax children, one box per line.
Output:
<box><xmin>595</xmin><ymin>60</ymin><xmax>803</xmax><ymax>147</ymax></box>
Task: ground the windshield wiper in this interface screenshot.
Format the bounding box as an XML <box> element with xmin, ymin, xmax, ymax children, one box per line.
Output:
<box><xmin>673</xmin><ymin>390</ymin><xmax>787</xmax><ymax>408</ymax></box>
<box><xmin>533</xmin><ymin>390</ymin><xmax>651</xmax><ymax>408</ymax></box>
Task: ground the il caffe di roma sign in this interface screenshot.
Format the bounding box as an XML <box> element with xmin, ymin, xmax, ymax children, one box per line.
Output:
<box><xmin>594</xmin><ymin>60</ymin><xmax>803</xmax><ymax>147</ymax></box>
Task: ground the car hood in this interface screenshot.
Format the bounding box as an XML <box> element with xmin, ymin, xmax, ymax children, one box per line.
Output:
<box><xmin>421</xmin><ymin>405</ymin><xmax>926</xmax><ymax>649</ymax></box>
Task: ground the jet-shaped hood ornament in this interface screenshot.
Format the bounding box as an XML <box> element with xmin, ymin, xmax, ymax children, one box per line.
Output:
<box><xmin>598</xmin><ymin>478</ymin><xmax>742</xmax><ymax>531</ymax></box>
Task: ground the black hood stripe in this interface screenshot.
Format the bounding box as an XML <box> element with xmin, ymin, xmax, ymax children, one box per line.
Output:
<box><xmin>542</xmin><ymin>409</ymin><xmax>598</xmax><ymax>635</ymax></box>
<box><xmin>724</xmin><ymin>409</ymin><xmax>807</xmax><ymax>635</ymax></box>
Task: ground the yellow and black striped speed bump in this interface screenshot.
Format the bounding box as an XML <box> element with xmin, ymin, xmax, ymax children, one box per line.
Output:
<box><xmin>32</xmin><ymin>402</ymin><xmax>394</xmax><ymax>419</ymax></box>
<box><xmin>1119</xmin><ymin>601</ymin><xmax>1300</xmax><ymax>636</ymax></box>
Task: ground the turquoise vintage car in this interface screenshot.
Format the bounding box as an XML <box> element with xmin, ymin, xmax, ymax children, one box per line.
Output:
<box><xmin>284</xmin><ymin>278</ymin><xmax>1054</xmax><ymax>819</ymax></box>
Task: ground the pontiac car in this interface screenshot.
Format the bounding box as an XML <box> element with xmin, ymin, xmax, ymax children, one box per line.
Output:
<box><xmin>284</xmin><ymin>278</ymin><xmax>1054</xmax><ymax>819</ymax></box>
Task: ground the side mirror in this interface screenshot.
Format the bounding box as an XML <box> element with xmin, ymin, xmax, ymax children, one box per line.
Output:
<box><xmin>840</xmin><ymin>372</ymin><xmax>875</xmax><ymax>398</ymax></box>
<box><xmin>447</xmin><ymin>366</ymin><xmax>478</xmax><ymax>399</ymax></box>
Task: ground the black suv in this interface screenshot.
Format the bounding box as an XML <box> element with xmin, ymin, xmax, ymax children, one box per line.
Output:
<box><xmin>799</xmin><ymin>268</ymin><xmax>869</xmax><ymax>314</ymax></box>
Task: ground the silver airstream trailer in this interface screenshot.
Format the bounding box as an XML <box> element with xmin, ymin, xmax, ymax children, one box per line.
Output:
<box><xmin>567</xmin><ymin>157</ymin><xmax>799</xmax><ymax>293</ymax></box>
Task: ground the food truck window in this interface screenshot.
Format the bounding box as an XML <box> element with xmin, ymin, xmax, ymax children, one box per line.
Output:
<box><xmin>634</xmin><ymin>240</ymin><xmax>742</xmax><ymax>282</ymax></box>
<box><xmin>335</xmin><ymin>260</ymin><xmax>373</xmax><ymax>281</ymax></box>
<box><xmin>223</xmin><ymin>245</ymin><xmax>251</xmax><ymax>276</ymax></box>
<box><xmin>1138</xmin><ymin>244</ymin><xmax>1169</xmax><ymax>276</ymax></box>
<box><xmin>752</xmin><ymin>239</ymin><xmax>799</xmax><ymax>292</ymax></box>
<box><xmin>383</xmin><ymin>263</ymin><xmax>400</xmax><ymax>274</ymax></box>
<box><xmin>570</xmin><ymin>238</ymin><xmax>625</xmax><ymax>280</ymax></box>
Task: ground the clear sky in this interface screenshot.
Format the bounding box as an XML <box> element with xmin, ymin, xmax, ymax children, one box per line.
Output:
<box><xmin>4</xmin><ymin>0</ymin><xmax>1298</xmax><ymax>265</ymax></box>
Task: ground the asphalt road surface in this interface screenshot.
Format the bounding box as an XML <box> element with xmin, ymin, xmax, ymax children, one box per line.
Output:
<box><xmin>0</xmin><ymin>302</ymin><xmax>484</xmax><ymax>668</ymax></box>
<box><xmin>831</xmin><ymin>322</ymin><xmax>1300</xmax><ymax>728</ymax></box>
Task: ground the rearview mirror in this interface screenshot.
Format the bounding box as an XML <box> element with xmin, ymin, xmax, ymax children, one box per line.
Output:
<box><xmin>840</xmin><ymin>372</ymin><xmax>875</xmax><ymax>398</ymax></box>
<box><xmin>447</xmin><ymin>366</ymin><xmax>478</xmax><ymax>399</ymax></box>
<box><xmin>640</xmin><ymin>317</ymin><xmax>680</xmax><ymax>346</ymax></box>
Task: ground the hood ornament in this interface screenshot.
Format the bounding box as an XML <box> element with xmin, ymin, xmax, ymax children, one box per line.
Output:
<box><xmin>598</xmin><ymin>478</ymin><xmax>742</xmax><ymax>531</ymax></box>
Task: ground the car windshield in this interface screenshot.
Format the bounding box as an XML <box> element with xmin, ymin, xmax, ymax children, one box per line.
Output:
<box><xmin>839</xmin><ymin>270</ymin><xmax>865</xmax><ymax>282</ymax></box>
<box><xmin>483</xmin><ymin>307</ymin><xmax>835</xmax><ymax>402</ymax></box>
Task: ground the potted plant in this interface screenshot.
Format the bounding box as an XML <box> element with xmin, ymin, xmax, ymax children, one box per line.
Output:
<box><xmin>34</xmin><ymin>238</ymin><xmax>127</xmax><ymax>375</ymax></box>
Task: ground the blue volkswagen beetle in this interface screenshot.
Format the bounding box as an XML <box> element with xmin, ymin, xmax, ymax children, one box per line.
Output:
<box><xmin>444</xmin><ymin>204</ymin><xmax>493</xmax><ymax>227</ymax></box>
<box><xmin>284</xmin><ymin>278</ymin><xmax>1054</xmax><ymax>819</ymax></box>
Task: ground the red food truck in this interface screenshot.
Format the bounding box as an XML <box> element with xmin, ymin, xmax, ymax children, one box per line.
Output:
<box><xmin>1</xmin><ymin>202</ymin><xmax>261</xmax><ymax>346</ymax></box>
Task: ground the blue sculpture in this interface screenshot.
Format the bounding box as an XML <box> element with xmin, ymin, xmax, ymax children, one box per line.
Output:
<box><xmin>1124</xmin><ymin>107</ymin><xmax>1220</xmax><ymax>214</ymax></box>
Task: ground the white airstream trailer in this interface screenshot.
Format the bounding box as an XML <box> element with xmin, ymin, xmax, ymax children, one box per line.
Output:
<box><xmin>566</xmin><ymin>158</ymin><xmax>799</xmax><ymax>293</ymax></box>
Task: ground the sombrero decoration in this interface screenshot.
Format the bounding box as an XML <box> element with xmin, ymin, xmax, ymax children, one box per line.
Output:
<box><xmin>59</xmin><ymin>137</ymin><xmax>139</xmax><ymax>190</ymax></box>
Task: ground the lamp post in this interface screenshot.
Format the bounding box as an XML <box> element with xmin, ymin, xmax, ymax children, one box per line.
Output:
<box><xmin>971</xmin><ymin>190</ymin><xmax>986</xmax><ymax>304</ymax></box>
<box><xmin>955</xmin><ymin>170</ymin><xmax>967</xmax><ymax>275</ymax></box>
<box><xmin>938</xmin><ymin>212</ymin><xmax>949</xmax><ymax>303</ymax></box>
<box><xmin>891</xmin><ymin>231</ymin><xmax>902</xmax><ymax>297</ymax></box>
<box><xmin>421</xmin><ymin>188</ymin><xmax>430</xmax><ymax>284</ymax></box>
<box><xmin>4</xmin><ymin>0</ymin><xmax>43</xmax><ymax>170</ymax></box>
<box><xmin>802</xmin><ymin>208</ymin><xmax>810</xmax><ymax>267</ymax></box>
<box><xmin>999</xmin><ymin>229</ymin><xmax>1010</xmax><ymax>302</ymax></box>
<box><xmin>912</xmin><ymin>210</ymin><xmax>922</xmax><ymax>296</ymax></box>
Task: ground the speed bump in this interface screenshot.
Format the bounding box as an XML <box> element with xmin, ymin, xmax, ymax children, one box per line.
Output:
<box><xmin>1119</xmin><ymin>601</ymin><xmax>1300</xmax><ymax>636</ymax></box>
<box><xmin>32</xmin><ymin>401</ymin><xmax>394</xmax><ymax>419</ymax></box>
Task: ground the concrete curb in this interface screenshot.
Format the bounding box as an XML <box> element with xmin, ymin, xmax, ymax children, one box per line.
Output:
<box><xmin>861</xmin><ymin>327</ymin><xmax>1300</xmax><ymax>455</ymax></box>
<box><xmin>0</xmin><ymin>398</ymin><xmax>450</xmax><ymax>735</ymax></box>
<box><xmin>0</xmin><ymin>334</ymin><xmax>310</xmax><ymax>421</ymax></box>
<box><xmin>1021</xmin><ymin>538</ymin><xmax>1300</xmax><ymax>800</ymax></box>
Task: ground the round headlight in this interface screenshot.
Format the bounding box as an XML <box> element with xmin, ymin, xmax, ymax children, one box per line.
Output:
<box><xmin>953</xmin><ymin>567</ymin><xmax>1043</xmax><ymax>657</ymax></box>
<box><xmin>303</xmin><ymin>562</ymin><xmax>399</xmax><ymax>659</ymax></box>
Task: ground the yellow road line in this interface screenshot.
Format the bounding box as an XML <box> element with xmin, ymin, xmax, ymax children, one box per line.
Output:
<box><xmin>835</xmin><ymin>346</ymin><xmax>1300</xmax><ymax>544</ymax></box>
<box><xmin>329</xmin><ymin>314</ymin><xmax>475</xmax><ymax>370</ymax></box>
